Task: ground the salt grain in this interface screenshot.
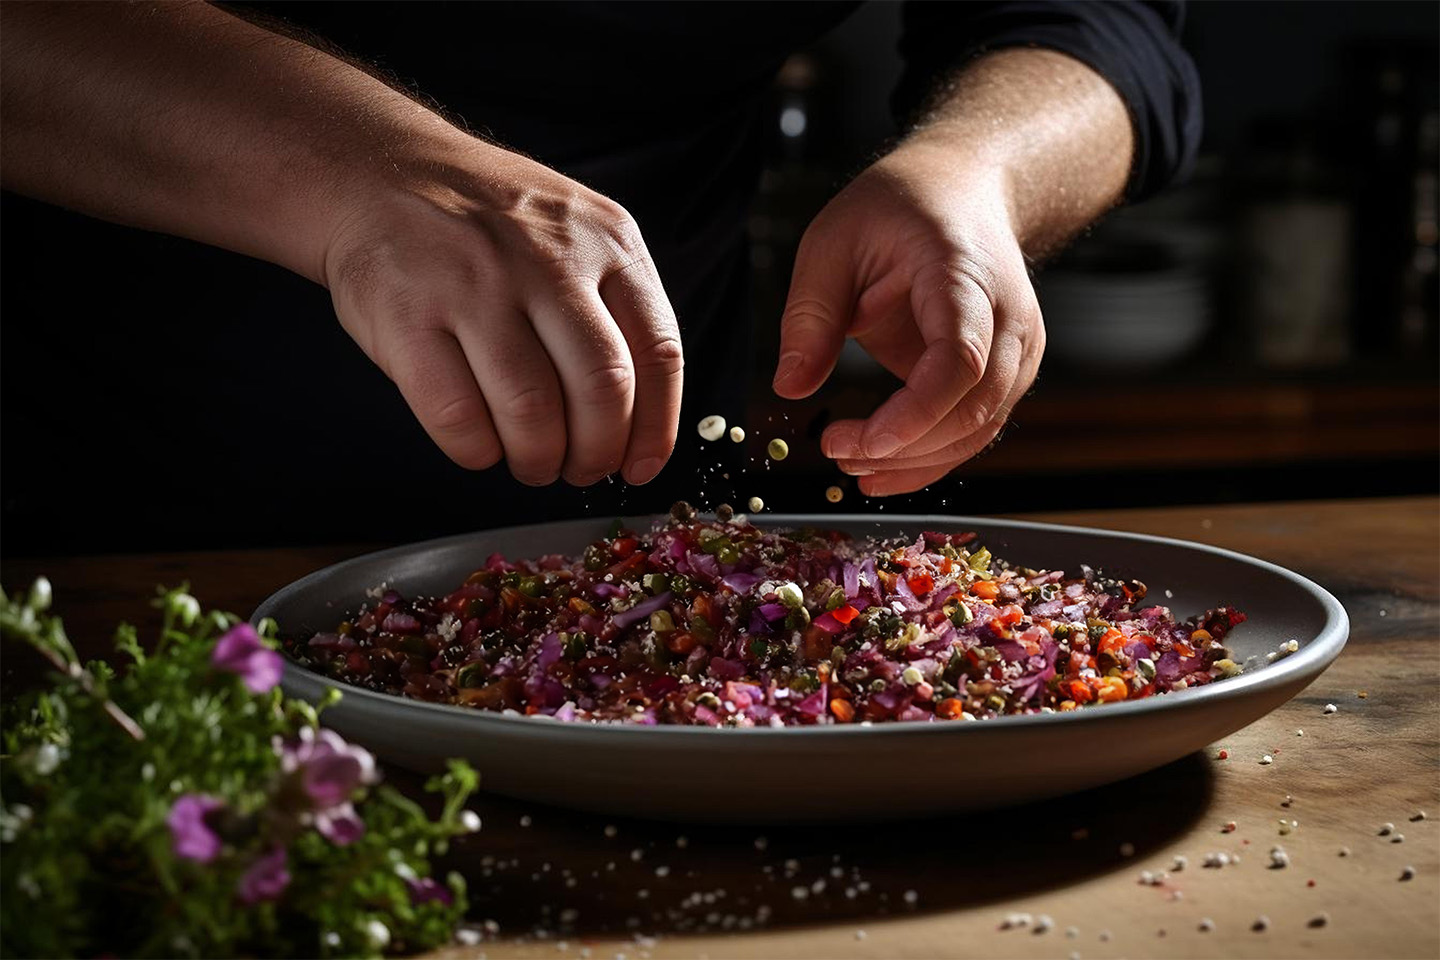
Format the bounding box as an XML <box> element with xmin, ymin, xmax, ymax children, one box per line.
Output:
<box><xmin>1198</xmin><ymin>918</ymin><xmax>1215</xmax><ymax>932</ymax></box>
<box><xmin>1260</xmin><ymin>755</ymin><xmax>1274</xmax><ymax>765</ymax></box>
<box><xmin>1034</xmin><ymin>914</ymin><xmax>1054</xmax><ymax>934</ymax></box>
<box><xmin>1324</xmin><ymin>703</ymin><xmax>1338</xmax><ymax>714</ymax></box>
<box><xmin>1252</xmin><ymin>915</ymin><xmax>1270</xmax><ymax>932</ymax></box>
<box><xmin>1380</xmin><ymin>822</ymin><xmax>1395</xmax><ymax>836</ymax></box>
<box><xmin>1269</xmin><ymin>846</ymin><xmax>1290</xmax><ymax>868</ymax></box>
<box><xmin>1400</xmin><ymin>866</ymin><xmax>1416</xmax><ymax>881</ymax></box>
<box><xmin>1171</xmin><ymin>855</ymin><xmax>1188</xmax><ymax>872</ymax></box>
<box><xmin>855</xmin><ymin>930</ymin><xmax>867</xmax><ymax>941</ymax></box>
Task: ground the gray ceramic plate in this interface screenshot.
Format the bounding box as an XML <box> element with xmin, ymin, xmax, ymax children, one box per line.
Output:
<box><xmin>255</xmin><ymin>515</ymin><xmax>1348</xmax><ymax>823</ymax></box>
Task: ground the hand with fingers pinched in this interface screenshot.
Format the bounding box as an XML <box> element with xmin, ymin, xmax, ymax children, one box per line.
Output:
<box><xmin>772</xmin><ymin>142</ymin><xmax>1045</xmax><ymax>496</ymax></box>
<box><xmin>325</xmin><ymin>138</ymin><xmax>685</xmax><ymax>489</ymax></box>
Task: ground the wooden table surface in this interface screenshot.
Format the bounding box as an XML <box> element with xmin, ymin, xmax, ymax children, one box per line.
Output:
<box><xmin>3</xmin><ymin>496</ymin><xmax>1436</xmax><ymax>960</ymax></box>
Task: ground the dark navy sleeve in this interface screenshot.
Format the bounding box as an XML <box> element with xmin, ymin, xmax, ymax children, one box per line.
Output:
<box><xmin>892</xmin><ymin>1</ymin><xmax>1202</xmax><ymax>201</ymax></box>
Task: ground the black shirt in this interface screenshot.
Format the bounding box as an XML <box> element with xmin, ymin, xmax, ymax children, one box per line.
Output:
<box><xmin>0</xmin><ymin>1</ymin><xmax>1200</xmax><ymax>554</ymax></box>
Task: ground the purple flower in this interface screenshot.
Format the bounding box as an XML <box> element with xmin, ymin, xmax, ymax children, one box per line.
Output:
<box><xmin>237</xmin><ymin>846</ymin><xmax>291</xmax><ymax>905</ymax></box>
<box><xmin>211</xmin><ymin>623</ymin><xmax>284</xmax><ymax>694</ymax></box>
<box><xmin>277</xmin><ymin>727</ymin><xmax>377</xmax><ymax>806</ymax></box>
<box><xmin>274</xmin><ymin>726</ymin><xmax>378</xmax><ymax>844</ymax></box>
<box><xmin>314</xmin><ymin>802</ymin><xmax>365</xmax><ymax>846</ymax></box>
<box><xmin>167</xmin><ymin>793</ymin><xmax>224</xmax><ymax>863</ymax></box>
<box><xmin>406</xmin><ymin>875</ymin><xmax>455</xmax><ymax>907</ymax></box>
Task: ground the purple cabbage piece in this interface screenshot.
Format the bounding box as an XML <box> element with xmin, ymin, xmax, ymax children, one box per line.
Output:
<box><xmin>612</xmin><ymin>591</ymin><xmax>673</xmax><ymax>630</ymax></box>
<box><xmin>757</xmin><ymin>602</ymin><xmax>787</xmax><ymax>621</ymax></box>
<box><xmin>892</xmin><ymin>574</ymin><xmax>927</xmax><ymax>612</ymax></box>
<box><xmin>721</xmin><ymin>572</ymin><xmax>763</xmax><ymax>592</ymax></box>
<box><xmin>536</xmin><ymin>632</ymin><xmax>564</xmax><ymax>669</ymax></box>
<box><xmin>709</xmin><ymin>657</ymin><xmax>746</xmax><ymax>681</ymax></box>
<box><xmin>592</xmin><ymin>582</ymin><xmax>628</xmax><ymax>599</ymax></box>
<box><xmin>843</xmin><ymin>562</ymin><xmax>860</xmax><ymax>599</ymax></box>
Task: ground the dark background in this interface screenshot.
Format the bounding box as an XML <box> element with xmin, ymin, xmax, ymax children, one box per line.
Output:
<box><xmin>2</xmin><ymin>1</ymin><xmax>1436</xmax><ymax>556</ymax></box>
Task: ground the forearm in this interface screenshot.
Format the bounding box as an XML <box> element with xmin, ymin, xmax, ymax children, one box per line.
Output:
<box><xmin>893</xmin><ymin>47</ymin><xmax>1135</xmax><ymax>261</ymax></box>
<box><xmin>0</xmin><ymin>1</ymin><xmax>471</xmax><ymax>283</ymax></box>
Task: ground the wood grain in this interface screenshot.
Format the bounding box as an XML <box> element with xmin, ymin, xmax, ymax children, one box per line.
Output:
<box><xmin>3</xmin><ymin>497</ymin><xmax>1436</xmax><ymax>959</ymax></box>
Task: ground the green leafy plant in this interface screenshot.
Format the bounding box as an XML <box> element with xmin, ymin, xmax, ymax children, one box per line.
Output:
<box><xmin>0</xmin><ymin>579</ymin><xmax>478</xmax><ymax>958</ymax></box>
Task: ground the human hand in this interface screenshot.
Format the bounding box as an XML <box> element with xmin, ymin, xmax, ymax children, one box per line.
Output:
<box><xmin>771</xmin><ymin>142</ymin><xmax>1045</xmax><ymax>495</ymax></box>
<box><xmin>323</xmin><ymin>136</ymin><xmax>684</xmax><ymax>487</ymax></box>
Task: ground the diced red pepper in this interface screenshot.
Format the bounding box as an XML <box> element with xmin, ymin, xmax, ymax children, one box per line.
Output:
<box><xmin>832</xmin><ymin>604</ymin><xmax>859</xmax><ymax>625</ymax></box>
<box><xmin>610</xmin><ymin>537</ymin><xmax>640</xmax><ymax>559</ymax></box>
<box><xmin>907</xmin><ymin>573</ymin><xmax>935</xmax><ymax>596</ymax></box>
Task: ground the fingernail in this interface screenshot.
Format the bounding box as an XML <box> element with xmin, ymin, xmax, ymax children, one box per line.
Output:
<box><xmin>839</xmin><ymin>464</ymin><xmax>875</xmax><ymax>476</ymax></box>
<box><xmin>864</xmin><ymin>432</ymin><xmax>903</xmax><ymax>459</ymax></box>
<box><xmin>773</xmin><ymin>352</ymin><xmax>803</xmax><ymax>387</ymax></box>
<box><xmin>626</xmin><ymin>457</ymin><xmax>664</xmax><ymax>485</ymax></box>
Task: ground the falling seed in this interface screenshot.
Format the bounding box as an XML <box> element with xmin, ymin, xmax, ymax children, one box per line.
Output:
<box><xmin>1119</xmin><ymin>842</ymin><xmax>1135</xmax><ymax>858</ymax></box>
<box><xmin>825</xmin><ymin>485</ymin><xmax>843</xmax><ymax>503</ymax></box>
<box><xmin>748</xmin><ymin>496</ymin><xmax>764</xmax><ymax>514</ymax></box>
<box><xmin>698</xmin><ymin>416</ymin><xmax>726</xmax><ymax>441</ymax></box>
<box><xmin>729</xmin><ymin>426</ymin><xmax>746</xmax><ymax>443</ymax></box>
<box><xmin>767</xmin><ymin>438</ymin><xmax>789</xmax><ymax>461</ymax></box>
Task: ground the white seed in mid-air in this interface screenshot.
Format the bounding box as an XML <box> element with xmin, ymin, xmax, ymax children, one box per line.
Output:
<box><xmin>748</xmin><ymin>497</ymin><xmax>765</xmax><ymax>513</ymax></box>
<box><xmin>698</xmin><ymin>416</ymin><xmax>726</xmax><ymax>442</ymax></box>
<box><xmin>729</xmin><ymin>426</ymin><xmax>746</xmax><ymax>443</ymax></box>
<box><xmin>767</xmin><ymin>439</ymin><xmax>789</xmax><ymax>461</ymax></box>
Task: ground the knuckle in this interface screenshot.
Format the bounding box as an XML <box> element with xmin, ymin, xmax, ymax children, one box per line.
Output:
<box><xmin>782</xmin><ymin>295</ymin><xmax>840</xmax><ymax>333</ymax></box>
<box><xmin>953</xmin><ymin>335</ymin><xmax>988</xmax><ymax>383</ymax></box>
<box><xmin>580</xmin><ymin>361</ymin><xmax>636</xmax><ymax>407</ymax></box>
<box><xmin>426</xmin><ymin>391</ymin><xmax>485</xmax><ymax>436</ymax></box>
<box><xmin>634</xmin><ymin>333</ymin><xmax>685</xmax><ymax>377</ymax></box>
<box><xmin>501</xmin><ymin>383</ymin><xmax>562</xmax><ymax>429</ymax></box>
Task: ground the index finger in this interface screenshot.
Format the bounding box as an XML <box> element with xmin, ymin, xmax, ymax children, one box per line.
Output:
<box><xmin>601</xmin><ymin>259</ymin><xmax>685</xmax><ymax>485</ymax></box>
<box><xmin>854</xmin><ymin>270</ymin><xmax>993</xmax><ymax>460</ymax></box>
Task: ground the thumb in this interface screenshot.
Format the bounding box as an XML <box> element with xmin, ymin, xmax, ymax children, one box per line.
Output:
<box><xmin>773</xmin><ymin>233</ymin><xmax>855</xmax><ymax>399</ymax></box>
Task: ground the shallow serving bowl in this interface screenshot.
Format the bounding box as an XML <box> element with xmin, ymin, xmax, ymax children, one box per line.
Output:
<box><xmin>254</xmin><ymin>515</ymin><xmax>1348</xmax><ymax>823</ymax></box>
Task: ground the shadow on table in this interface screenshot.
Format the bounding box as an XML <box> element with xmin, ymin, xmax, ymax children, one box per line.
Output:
<box><xmin>418</xmin><ymin>750</ymin><xmax>1215</xmax><ymax>939</ymax></box>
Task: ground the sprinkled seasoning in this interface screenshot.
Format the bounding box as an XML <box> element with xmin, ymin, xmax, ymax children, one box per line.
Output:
<box><xmin>1252</xmin><ymin>915</ymin><xmax>1270</xmax><ymax>932</ymax></box>
<box><xmin>1391</xmin><ymin>833</ymin><xmax>1405</xmax><ymax>844</ymax></box>
<box><xmin>1119</xmin><ymin>842</ymin><xmax>1135</xmax><ymax>858</ymax></box>
<box><xmin>1034</xmin><ymin>914</ymin><xmax>1054</xmax><ymax>933</ymax></box>
<box><xmin>825</xmin><ymin>485</ymin><xmax>843</xmax><ymax>504</ymax></box>
<box><xmin>1412</xmin><ymin>811</ymin><xmax>1428</xmax><ymax>821</ymax></box>
<box><xmin>854</xmin><ymin>930</ymin><xmax>867</xmax><ymax>941</ymax></box>
<box><xmin>1380</xmin><ymin>822</ymin><xmax>1395</xmax><ymax>836</ymax></box>
<box><xmin>1269</xmin><ymin>846</ymin><xmax>1290</xmax><ymax>868</ymax></box>
<box><xmin>1065</xmin><ymin>926</ymin><xmax>1079</xmax><ymax>939</ymax></box>
<box><xmin>1308</xmin><ymin>913</ymin><xmax>1329</xmax><ymax>928</ymax></box>
<box><xmin>1400</xmin><ymin>866</ymin><xmax>1416</xmax><ymax>881</ymax></box>
<box><xmin>1171</xmin><ymin>855</ymin><xmax>1188</xmax><ymax>872</ymax></box>
<box><xmin>1001</xmin><ymin>913</ymin><xmax>1033</xmax><ymax>930</ymax></box>
<box><xmin>1338</xmin><ymin>847</ymin><xmax>1351</xmax><ymax>857</ymax></box>
<box><xmin>520</xmin><ymin>815</ymin><xmax>533</xmax><ymax>827</ymax></box>
<box><xmin>1324</xmin><ymin>703</ymin><xmax>1338</xmax><ymax>714</ymax></box>
<box><xmin>747</xmin><ymin>496</ymin><xmax>764</xmax><ymax>513</ymax></box>
<box><xmin>1217</xmin><ymin>750</ymin><xmax>1230</xmax><ymax>760</ymax></box>
<box><xmin>753</xmin><ymin>836</ymin><xmax>768</xmax><ymax>851</ymax></box>
<box><xmin>1198</xmin><ymin>918</ymin><xmax>1215</xmax><ymax>932</ymax></box>
<box><xmin>604</xmin><ymin>824</ymin><xmax>618</xmax><ymax>838</ymax></box>
<box><xmin>1259</xmin><ymin>755</ymin><xmax>1274</xmax><ymax>765</ymax></box>
<box><xmin>903</xmin><ymin>890</ymin><xmax>919</xmax><ymax>905</ymax></box>
<box><xmin>1222</xmin><ymin>821</ymin><xmax>1237</xmax><ymax>833</ymax></box>
<box><xmin>697</xmin><ymin>416</ymin><xmax>727</xmax><ymax>442</ymax></box>
<box><xmin>729</xmin><ymin>426</ymin><xmax>746</xmax><ymax>443</ymax></box>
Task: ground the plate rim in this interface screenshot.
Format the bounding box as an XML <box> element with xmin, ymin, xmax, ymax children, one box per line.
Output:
<box><xmin>257</xmin><ymin>513</ymin><xmax>1349</xmax><ymax>739</ymax></box>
